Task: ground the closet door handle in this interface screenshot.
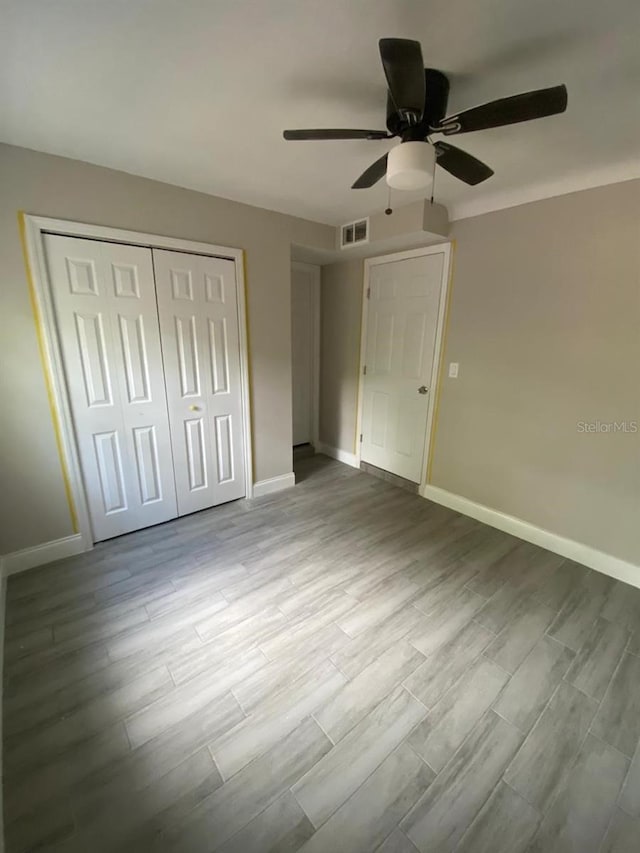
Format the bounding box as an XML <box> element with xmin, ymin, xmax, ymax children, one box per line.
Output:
<box><xmin>189</xmin><ymin>404</ymin><xmax>201</xmax><ymax>412</ymax></box>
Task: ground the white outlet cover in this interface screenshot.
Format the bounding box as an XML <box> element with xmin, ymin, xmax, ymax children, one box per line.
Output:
<box><xmin>449</xmin><ymin>362</ymin><xmax>459</xmax><ymax>378</ymax></box>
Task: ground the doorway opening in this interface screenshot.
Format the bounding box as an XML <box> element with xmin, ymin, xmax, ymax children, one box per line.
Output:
<box><xmin>291</xmin><ymin>261</ymin><xmax>320</xmax><ymax>462</ymax></box>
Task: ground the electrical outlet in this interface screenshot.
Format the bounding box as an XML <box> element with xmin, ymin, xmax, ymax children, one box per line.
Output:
<box><xmin>448</xmin><ymin>362</ymin><xmax>459</xmax><ymax>378</ymax></box>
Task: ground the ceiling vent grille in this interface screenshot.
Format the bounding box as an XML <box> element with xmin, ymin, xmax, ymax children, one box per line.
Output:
<box><xmin>340</xmin><ymin>217</ymin><xmax>369</xmax><ymax>249</ymax></box>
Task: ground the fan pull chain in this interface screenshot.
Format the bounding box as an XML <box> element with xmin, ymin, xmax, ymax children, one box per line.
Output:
<box><xmin>430</xmin><ymin>165</ymin><xmax>436</xmax><ymax>205</ymax></box>
<box><xmin>385</xmin><ymin>185</ymin><xmax>393</xmax><ymax>216</ymax></box>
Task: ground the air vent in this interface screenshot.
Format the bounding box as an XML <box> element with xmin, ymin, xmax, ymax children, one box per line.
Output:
<box><xmin>340</xmin><ymin>217</ymin><xmax>369</xmax><ymax>249</ymax></box>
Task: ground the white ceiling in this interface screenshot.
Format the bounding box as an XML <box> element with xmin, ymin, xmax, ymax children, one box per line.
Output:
<box><xmin>2</xmin><ymin>0</ymin><xmax>639</xmax><ymax>225</ymax></box>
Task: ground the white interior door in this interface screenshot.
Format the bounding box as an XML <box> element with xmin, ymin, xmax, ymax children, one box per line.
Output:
<box><xmin>291</xmin><ymin>263</ymin><xmax>317</xmax><ymax>446</ymax></box>
<box><xmin>44</xmin><ymin>235</ymin><xmax>178</xmax><ymax>541</ymax></box>
<box><xmin>153</xmin><ymin>249</ymin><xmax>246</xmax><ymax>515</ymax></box>
<box><xmin>361</xmin><ymin>252</ymin><xmax>445</xmax><ymax>482</ymax></box>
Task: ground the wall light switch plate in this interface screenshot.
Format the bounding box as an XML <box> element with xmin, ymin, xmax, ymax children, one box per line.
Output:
<box><xmin>448</xmin><ymin>362</ymin><xmax>459</xmax><ymax>378</ymax></box>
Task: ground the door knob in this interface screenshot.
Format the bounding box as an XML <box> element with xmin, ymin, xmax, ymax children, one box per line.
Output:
<box><xmin>189</xmin><ymin>404</ymin><xmax>201</xmax><ymax>411</ymax></box>
<box><xmin>418</xmin><ymin>386</ymin><xmax>429</xmax><ymax>395</ymax></box>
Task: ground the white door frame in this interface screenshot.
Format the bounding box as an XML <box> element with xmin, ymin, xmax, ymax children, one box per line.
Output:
<box><xmin>354</xmin><ymin>243</ymin><xmax>452</xmax><ymax>489</ymax></box>
<box><xmin>21</xmin><ymin>214</ymin><xmax>254</xmax><ymax>553</ymax></box>
<box><xmin>291</xmin><ymin>261</ymin><xmax>321</xmax><ymax>450</ymax></box>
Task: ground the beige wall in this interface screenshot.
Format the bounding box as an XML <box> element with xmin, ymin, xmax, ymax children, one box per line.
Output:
<box><xmin>320</xmin><ymin>259</ymin><xmax>363</xmax><ymax>453</ymax></box>
<box><xmin>0</xmin><ymin>143</ymin><xmax>333</xmax><ymax>555</ymax></box>
<box><xmin>436</xmin><ymin>179</ymin><xmax>640</xmax><ymax>564</ymax></box>
<box><xmin>319</xmin><ymin>179</ymin><xmax>640</xmax><ymax>565</ymax></box>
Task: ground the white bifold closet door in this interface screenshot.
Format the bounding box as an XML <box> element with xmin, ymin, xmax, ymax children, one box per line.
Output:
<box><xmin>152</xmin><ymin>249</ymin><xmax>246</xmax><ymax>515</ymax></box>
<box><xmin>44</xmin><ymin>235</ymin><xmax>178</xmax><ymax>541</ymax></box>
<box><xmin>45</xmin><ymin>236</ymin><xmax>247</xmax><ymax>541</ymax></box>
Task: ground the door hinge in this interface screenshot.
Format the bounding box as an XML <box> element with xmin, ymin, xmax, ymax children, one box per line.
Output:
<box><xmin>363</xmin><ymin>365</ymin><xmax>367</xmax><ymax>375</ymax></box>
<box><xmin>366</xmin><ymin>287</ymin><xmax>370</xmax><ymax>299</ymax></box>
<box><xmin>359</xmin><ymin>433</ymin><xmax>363</xmax><ymax>443</ymax></box>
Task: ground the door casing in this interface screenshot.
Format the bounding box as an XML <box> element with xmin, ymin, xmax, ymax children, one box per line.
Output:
<box><xmin>21</xmin><ymin>214</ymin><xmax>253</xmax><ymax>554</ymax></box>
<box><xmin>355</xmin><ymin>243</ymin><xmax>452</xmax><ymax>491</ymax></box>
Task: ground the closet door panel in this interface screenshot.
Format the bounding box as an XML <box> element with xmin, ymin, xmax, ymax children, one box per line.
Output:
<box><xmin>44</xmin><ymin>235</ymin><xmax>177</xmax><ymax>540</ymax></box>
<box><xmin>107</xmin><ymin>244</ymin><xmax>177</xmax><ymax>526</ymax></box>
<box><xmin>153</xmin><ymin>249</ymin><xmax>245</xmax><ymax>514</ymax></box>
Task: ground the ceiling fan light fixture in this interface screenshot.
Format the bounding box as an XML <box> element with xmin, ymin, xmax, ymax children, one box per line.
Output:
<box><xmin>386</xmin><ymin>141</ymin><xmax>435</xmax><ymax>190</ymax></box>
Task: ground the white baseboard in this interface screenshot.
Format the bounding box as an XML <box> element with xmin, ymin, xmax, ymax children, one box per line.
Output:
<box><xmin>421</xmin><ymin>484</ymin><xmax>640</xmax><ymax>590</ymax></box>
<box><xmin>316</xmin><ymin>442</ymin><xmax>359</xmax><ymax>469</ymax></box>
<box><xmin>252</xmin><ymin>472</ymin><xmax>296</xmax><ymax>498</ymax></box>
<box><xmin>0</xmin><ymin>533</ymin><xmax>87</xmax><ymax>578</ymax></box>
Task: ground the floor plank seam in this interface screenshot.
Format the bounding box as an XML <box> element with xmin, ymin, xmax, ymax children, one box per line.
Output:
<box><xmin>401</xmin><ymin>682</ymin><xmax>430</xmax><ymax>712</ymax></box>
<box><xmin>489</xmin><ymin>703</ymin><xmax>526</xmax><ymax>736</ymax></box>
<box><xmin>500</xmin><ymin>679</ymin><xmax>564</xmax><ymax>783</ymax></box>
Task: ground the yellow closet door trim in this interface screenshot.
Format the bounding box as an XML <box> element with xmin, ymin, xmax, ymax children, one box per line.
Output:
<box><xmin>17</xmin><ymin>211</ymin><xmax>79</xmax><ymax>533</ymax></box>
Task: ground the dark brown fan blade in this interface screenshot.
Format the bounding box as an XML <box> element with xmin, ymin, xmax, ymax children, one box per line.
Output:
<box><xmin>434</xmin><ymin>142</ymin><xmax>493</xmax><ymax>185</ymax></box>
<box><xmin>379</xmin><ymin>38</ymin><xmax>425</xmax><ymax>123</ymax></box>
<box><xmin>352</xmin><ymin>153</ymin><xmax>388</xmax><ymax>189</ymax></box>
<box><xmin>283</xmin><ymin>129</ymin><xmax>389</xmax><ymax>140</ymax></box>
<box><xmin>436</xmin><ymin>85</ymin><xmax>567</xmax><ymax>135</ymax></box>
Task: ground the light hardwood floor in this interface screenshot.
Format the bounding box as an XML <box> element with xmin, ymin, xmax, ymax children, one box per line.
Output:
<box><xmin>3</xmin><ymin>454</ymin><xmax>640</xmax><ymax>852</ymax></box>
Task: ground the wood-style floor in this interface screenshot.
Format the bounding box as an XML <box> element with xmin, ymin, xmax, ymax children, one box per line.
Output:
<box><xmin>3</xmin><ymin>454</ymin><xmax>640</xmax><ymax>853</ymax></box>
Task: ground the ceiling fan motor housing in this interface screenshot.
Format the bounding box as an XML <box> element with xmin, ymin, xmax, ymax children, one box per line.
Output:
<box><xmin>386</xmin><ymin>68</ymin><xmax>450</xmax><ymax>138</ymax></box>
<box><xmin>387</xmin><ymin>141</ymin><xmax>436</xmax><ymax>189</ymax></box>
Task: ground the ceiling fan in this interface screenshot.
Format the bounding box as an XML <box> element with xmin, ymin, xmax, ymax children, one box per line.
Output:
<box><xmin>283</xmin><ymin>38</ymin><xmax>567</xmax><ymax>191</ymax></box>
